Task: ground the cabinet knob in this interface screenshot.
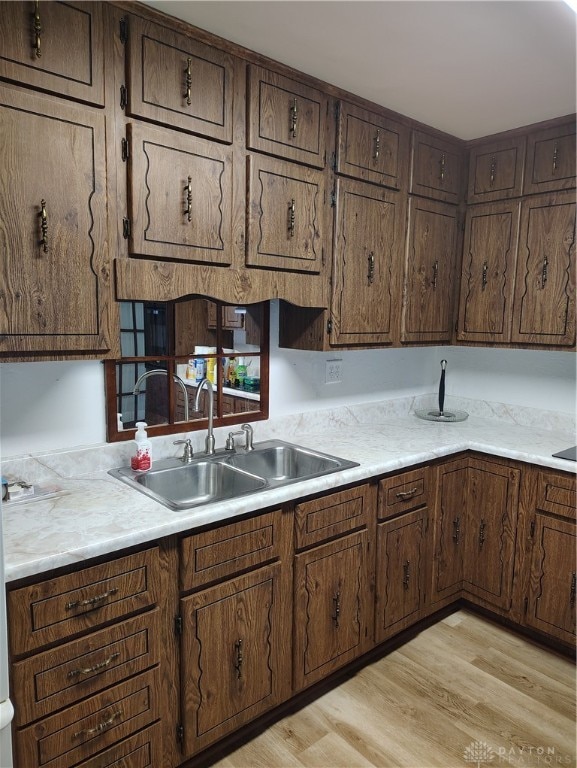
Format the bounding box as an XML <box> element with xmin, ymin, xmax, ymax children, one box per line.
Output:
<box><xmin>552</xmin><ymin>141</ymin><xmax>559</xmax><ymax>173</ymax></box>
<box><xmin>403</xmin><ymin>560</ymin><xmax>411</xmax><ymax>590</ymax></box>
<box><xmin>332</xmin><ymin>591</ymin><xmax>341</xmax><ymax>628</ymax></box>
<box><xmin>288</xmin><ymin>198</ymin><xmax>296</xmax><ymax>237</ymax></box>
<box><xmin>570</xmin><ymin>572</ymin><xmax>576</xmax><ymax>606</ymax></box>
<box><xmin>33</xmin><ymin>0</ymin><xmax>42</xmax><ymax>58</ymax></box>
<box><xmin>367</xmin><ymin>252</ymin><xmax>375</xmax><ymax>285</ymax></box>
<box><xmin>541</xmin><ymin>256</ymin><xmax>548</xmax><ymax>289</ymax></box>
<box><xmin>234</xmin><ymin>638</ymin><xmax>243</xmax><ymax>679</ymax></box>
<box><xmin>452</xmin><ymin>517</ymin><xmax>461</xmax><ymax>543</ymax></box>
<box><xmin>489</xmin><ymin>155</ymin><xmax>497</xmax><ymax>187</ymax></box>
<box><xmin>289</xmin><ymin>97</ymin><xmax>298</xmax><ymax>139</ymax></box>
<box><xmin>373</xmin><ymin>129</ymin><xmax>380</xmax><ymax>162</ymax></box>
<box><xmin>184</xmin><ymin>57</ymin><xmax>192</xmax><ymax>106</ymax></box>
<box><xmin>39</xmin><ymin>199</ymin><xmax>48</xmax><ymax>253</ymax></box>
<box><xmin>185</xmin><ymin>176</ymin><xmax>193</xmax><ymax>222</ymax></box>
<box><xmin>432</xmin><ymin>260</ymin><xmax>439</xmax><ymax>290</ymax></box>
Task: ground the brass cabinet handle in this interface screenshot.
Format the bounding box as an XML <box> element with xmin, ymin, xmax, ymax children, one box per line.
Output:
<box><xmin>570</xmin><ymin>573</ymin><xmax>576</xmax><ymax>606</ymax></box>
<box><xmin>73</xmin><ymin>710</ymin><xmax>122</xmax><ymax>740</ymax></box>
<box><xmin>39</xmin><ymin>199</ymin><xmax>48</xmax><ymax>252</ymax></box>
<box><xmin>234</xmin><ymin>638</ymin><xmax>243</xmax><ymax>679</ymax></box>
<box><xmin>33</xmin><ymin>0</ymin><xmax>42</xmax><ymax>58</ymax></box>
<box><xmin>396</xmin><ymin>487</ymin><xmax>418</xmax><ymax>500</ymax></box>
<box><xmin>452</xmin><ymin>517</ymin><xmax>460</xmax><ymax>543</ymax></box>
<box><xmin>289</xmin><ymin>97</ymin><xmax>298</xmax><ymax>138</ymax></box>
<box><xmin>68</xmin><ymin>652</ymin><xmax>120</xmax><ymax>678</ymax></box>
<box><xmin>439</xmin><ymin>152</ymin><xmax>446</xmax><ymax>183</ymax></box>
<box><xmin>478</xmin><ymin>519</ymin><xmax>486</xmax><ymax>549</ymax></box>
<box><xmin>402</xmin><ymin>560</ymin><xmax>410</xmax><ymax>590</ymax></box>
<box><xmin>373</xmin><ymin>129</ymin><xmax>380</xmax><ymax>162</ymax></box>
<box><xmin>288</xmin><ymin>198</ymin><xmax>295</xmax><ymax>237</ymax></box>
<box><xmin>552</xmin><ymin>141</ymin><xmax>559</xmax><ymax>173</ymax></box>
<box><xmin>432</xmin><ymin>260</ymin><xmax>439</xmax><ymax>290</ymax></box>
<box><xmin>489</xmin><ymin>155</ymin><xmax>497</xmax><ymax>186</ymax></box>
<box><xmin>184</xmin><ymin>57</ymin><xmax>192</xmax><ymax>106</ymax></box>
<box><xmin>65</xmin><ymin>587</ymin><xmax>118</xmax><ymax>611</ymax></box>
<box><xmin>332</xmin><ymin>591</ymin><xmax>341</xmax><ymax>628</ymax></box>
<box><xmin>367</xmin><ymin>251</ymin><xmax>375</xmax><ymax>285</ymax></box>
<box><xmin>541</xmin><ymin>256</ymin><xmax>548</xmax><ymax>289</ymax></box>
<box><xmin>482</xmin><ymin>262</ymin><xmax>488</xmax><ymax>291</ymax></box>
<box><xmin>185</xmin><ymin>176</ymin><xmax>192</xmax><ymax>222</ymax></box>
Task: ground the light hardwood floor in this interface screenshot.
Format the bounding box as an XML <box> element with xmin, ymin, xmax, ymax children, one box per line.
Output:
<box><xmin>211</xmin><ymin>610</ymin><xmax>576</xmax><ymax>768</ymax></box>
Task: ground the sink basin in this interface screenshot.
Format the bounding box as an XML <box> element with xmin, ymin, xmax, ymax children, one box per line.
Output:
<box><xmin>226</xmin><ymin>442</ymin><xmax>342</xmax><ymax>482</ymax></box>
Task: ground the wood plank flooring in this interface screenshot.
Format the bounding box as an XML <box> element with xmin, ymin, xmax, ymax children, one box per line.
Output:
<box><xmin>211</xmin><ymin>610</ymin><xmax>576</xmax><ymax>768</ymax></box>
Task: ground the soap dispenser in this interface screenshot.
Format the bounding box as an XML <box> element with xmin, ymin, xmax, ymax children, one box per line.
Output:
<box><xmin>131</xmin><ymin>422</ymin><xmax>152</xmax><ymax>471</ymax></box>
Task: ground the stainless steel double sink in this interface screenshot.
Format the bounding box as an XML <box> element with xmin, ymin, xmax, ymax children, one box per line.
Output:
<box><xmin>109</xmin><ymin>439</ymin><xmax>359</xmax><ymax>511</ymax></box>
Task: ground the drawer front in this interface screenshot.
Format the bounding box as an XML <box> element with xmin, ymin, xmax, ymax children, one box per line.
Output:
<box><xmin>15</xmin><ymin>669</ymin><xmax>159</xmax><ymax>768</ymax></box>
<box><xmin>247</xmin><ymin>65</ymin><xmax>328</xmax><ymax>168</ymax></box>
<box><xmin>76</xmin><ymin>723</ymin><xmax>162</xmax><ymax>768</ymax></box>
<box><xmin>181</xmin><ymin>511</ymin><xmax>281</xmax><ymax>590</ymax></box>
<box><xmin>467</xmin><ymin>137</ymin><xmax>526</xmax><ymax>203</ymax></box>
<box><xmin>378</xmin><ymin>467</ymin><xmax>429</xmax><ymax>519</ymax></box>
<box><xmin>9</xmin><ymin>548</ymin><xmax>160</xmax><ymax>655</ymax></box>
<box><xmin>12</xmin><ymin>610</ymin><xmax>160</xmax><ymax>726</ymax></box>
<box><xmin>536</xmin><ymin>471</ymin><xmax>576</xmax><ymax>520</ymax></box>
<box><xmin>294</xmin><ymin>484</ymin><xmax>371</xmax><ymax>550</ymax></box>
<box><xmin>410</xmin><ymin>130</ymin><xmax>463</xmax><ymax>204</ymax></box>
<box><xmin>524</xmin><ymin>122</ymin><xmax>576</xmax><ymax>195</ymax></box>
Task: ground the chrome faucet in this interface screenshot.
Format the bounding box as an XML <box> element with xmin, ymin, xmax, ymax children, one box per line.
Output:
<box><xmin>194</xmin><ymin>378</ymin><xmax>215</xmax><ymax>455</ymax></box>
<box><xmin>133</xmin><ymin>369</ymin><xmax>189</xmax><ymax>421</ymax></box>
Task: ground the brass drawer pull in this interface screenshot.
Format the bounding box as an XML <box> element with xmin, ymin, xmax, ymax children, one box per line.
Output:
<box><xmin>332</xmin><ymin>591</ymin><xmax>341</xmax><ymax>628</ymax></box>
<box><xmin>39</xmin><ymin>199</ymin><xmax>48</xmax><ymax>253</ymax></box>
<box><xmin>234</xmin><ymin>638</ymin><xmax>243</xmax><ymax>679</ymax></box>
<box><xmin>289</xmin><ymin>97</ymin><xmax>298</xmax><ymax>138</ymax></box>
<box><xmin>396</xmin><ymin>487</ymin><xmax>418</xmax><ymax>500</ymax></box>
<box><xmin>452</xmin><ymin>517</ymin><xmax>461</xmax><ymax>543</ymax></box>
<box><xmin>489</xmin><ymin>155</ymin><xmax>497</xmax><ymax>186</ymax></box>
<box><xmin>66</xmin><ymin>587</ymin><xmax>118</xmax><ymax>611</ymax></box>
<box><xmin>552</xmin><ymin>141</ymin><xmax>559</xmax><ymax>173</ymax></box>
<box><xmin>185</xmin><ymin>176</ymin><xmax>192</xmax><ymax>222</ymax></box>
<box><xmin>288</xmin><ymin>198</ymin><xmax>295</xmax><ymax>237</ymax></box>
<box><xmin>570</xmin><ymin>572</ymin><xmax>576</xmax><ymax>606</ymax></box>
<box><xmin>439</xmin><ymin>152</ymin><xmax>446</xmax><ymax>183</ymax></box>
<box><xmin>68</xmin><ymin>652</ymin><xmax>120</xmax><ymax>678</ymax></box>
<box><xmin>73</xmin><ymin>710</ymin><xmax>122</xmax><ymax>740</ymax></box>
<box><xmin>403</xmin><ymin>560</ymin><xmax>410</xmax><ymax>590</ymax></box>
<box><xmin>367</xmin><ymin>251</ymin><xmax>375</xmax><ymax>285</ymax></box>
<box><xmin>373</xmin><ymin>129</ymin><xmax>380</xmax><ymax>162</ymax></box>
<box><xmin>478</xmin><ymin>519</ymin><xmax>486</xmax><ymax>549</ymax></box>
<box><xmin>33</xmin><ymin>0</ymin><xmax>42</xmax><ymax>58</ymax></box>
<box><xmin>541</xmin><ymin>256</ymin><xmax>548</xmax><ymax>289</ymax></box>
<box><xmin>184</xmin><ymin>57</ymin><xmax>192</xmax><ymax>105</ymax></box>
<box><xmin>482</xmin><ymin>261</ymin><xmax>488</xmax><ymax>291</ymax></box>
<box><xmin>432</xmin><ymin>260</ymin><xmax>439</xmax><ymax>290</ymax></box>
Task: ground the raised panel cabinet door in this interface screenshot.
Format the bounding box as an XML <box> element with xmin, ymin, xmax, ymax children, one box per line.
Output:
<box><xmin>511</xmin><ymin>191</ymin><xmax>576</xmax><ymax>346</ymax></box>
<box><xmin>431</xmin><ymin>459</ymin><xmax>468</xmax><ymax>602</ymax></box>
<box><xmin>128</xmin><ymin>122</ymin><xmax>233</xmax><ymax>265</ymax></box>
<box><xmin>330</xmin><ymin>177</ymin><xmax>406</xmax><ymax>346</ymax></box>
<box><xmin>524</xmin><ymin>122</ymin><xmax>576</xmax><ymax>195</ymax></box>
<box><xmin>467</xmin><ymin>136</ymin><xmax>526</xmax><ymax>204</ymax></box>
<box><xmin>375</xmin><ymin>508</ymin><xmax>429</xmax><ymax>642</ymax></box>
<box><xmin>336</xmin><ymin>101</ymin><xmax>409</xmax><ymax>189</ymax></box>
<box><xmin>526</xmin><ymin>514</ymin><xmax>576</xmax><ymax>646</ymax></box>
<box><xmin>0</xmin><ymin>86</ymin><xmax>111</xmax><ymax>356</ymax></box>
<box><xmin>246</xmin><ymin>154</ymin><xmax>325</xmax><ymax>272</ymax></box>
<box><xmin>457</xmin><ymin>200</ymin><xmax>521</xmax><ymax>343</ymax></box>
<box><xmin>464</xmin><ymin>460</ymin><xmax>520</xmax><ymax>610</ymax></box>
<box><xmin>410</xmin><ymin>130</ymin><xmax>463</xmax><ymax>204</ymax></box>
<box><xmin>0</xmin><ymin>1</ymin><xmax>104</xmax><ymax>105</ymax></box>
<box><xmin>180</xmin><ymin>564</ymin><xmax>289</xmax><ymax>755</ymax></box>
<box><xmin>293</xmin><ymin>530</ymin><xmax>369</xmax><ymax>692</ymax></box>
<box><xmin>125</xmin><ymin>13</ymin><xmax>234</xmax><ymax>143</ymax></box>
<box><xmin>402</xmin><ymin>197</ymin><xmax>459</xmax><ymax>343</ymax></box>
<box><xmin>247</xmin><ymin>65</ymin><xmax>328</xmax><ymax>168</ymax></box>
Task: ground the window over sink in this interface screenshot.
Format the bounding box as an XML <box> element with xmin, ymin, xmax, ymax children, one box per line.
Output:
<box><xmin>104</xmin><ymin>298</ymin><xmax>269</xmax><ymax>442</ymax></box>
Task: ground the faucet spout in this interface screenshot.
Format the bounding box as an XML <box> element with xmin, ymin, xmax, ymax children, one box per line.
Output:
<box><xmin>194</xmin><ymin>378</ymin><xmax>215</xmax><ymax>455</ymax></box>
<box><xmin>133</xmin><ymin>368</ymin><xmax>189</xmax><ymax>421</ymax></box>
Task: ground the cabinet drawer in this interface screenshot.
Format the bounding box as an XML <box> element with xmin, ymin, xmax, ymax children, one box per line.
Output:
<box><xmin>536</xmin><ymin>471</ymin><xmax>576</xmax><ymax>520</ymax></box>
<box><xmin>467</xmin><ymin>137</ymin><xmax>526</xmax><ymax>204</ymax></box>
<box><xmin>294</xmin><ymin>484</ymin><xmax>371</xmax><ymax>549</ymax></box>
<box><xmin>76</xmin><ymin>723</ymin><xmax>162</xmax><ymax>768</ymax></box>
<box><xmin>12</xmin><ymin>610</ymin><xmax>160</xmax><ymax>726</ymax></box>
<box><xmin>524</xmin><ymin>122</ymin><xmax>576</xmax><ymax>195</ymax></box>
<box><xmin>410</xmin><ymin>130</ymin><xmax>463</xmax><ymax>204</ymax></box>
<box><xmin>378</xmin><ymin>467</ymin><xmax>429</xmax><ymax>519</ymax></box>
<box><xmin>247</xmin><ymin>65</ymin><xmax>328</xmax><ymax>168</ymax></box>
<box><xmin>15</xmin><ymin>669</ymin><xmax>159</xmax><ymax>768</ymax></box>
<box><xmin>181</xmin><ymin>511</ymin><xmax>281</xmax><ymax>590</ymax></box>
<box><xmin>8</xmin><ymin>548</ymin><xmax>160</xmax><ymax>655</ymax></box>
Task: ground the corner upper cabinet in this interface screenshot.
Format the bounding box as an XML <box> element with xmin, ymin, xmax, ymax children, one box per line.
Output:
<box><xmin>246</xmin><ymin>154</ymin><xmax>326</xmax><ymax>272</ymax></box>
<box><xmin>124</xmin><ymin>13</ymin><xmax>235</xmax><ymax>143</ymax></box>
<box><xmin>0</xmin><ymin>84</ymin><xmax>112</xmax><ymax>357</ymax></box>
<box><xmin>523</xmin><ymin>121</ymin><xmax>576</xmax><ymax>195</ymax></box>
<box><xmin>467</xmin><ymin>136</ymin><xmax>526</xmax><ymax>204</ymax></box>
<box><xmin>126</xmin><ymin>122</ymin><xmax>234</xmax><ymax>265</ymax></box>
<box><xmin>247</xmin><ymin>65</ymin><xmax>328</xmax><ymax>168</ymax></box>
<box><xmin>336</xmin><ymin>101</ymin><xmax>409</xmax><ymax>190</ymax></box>
<box><xmin>0</xmin><ymin>1</ymin><xmax>104</xmax><ymax>106</ymax></box>
<box><xmin>410</xmin><ymin>130</ymin><xmax>463</xmax><ymax>204</ymax></box>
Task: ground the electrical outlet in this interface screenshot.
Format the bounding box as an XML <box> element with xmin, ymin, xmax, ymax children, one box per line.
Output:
<box><xmin>325</xmin><ymin>359</ymin><xmax>342</xmax><ymax>384</ymax></box>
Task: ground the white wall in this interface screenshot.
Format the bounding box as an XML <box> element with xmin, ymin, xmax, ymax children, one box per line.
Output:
<box><xmin>1</xmin><ymin>301</ymin><xmax>575</xmax><ymax>458</ymax></box>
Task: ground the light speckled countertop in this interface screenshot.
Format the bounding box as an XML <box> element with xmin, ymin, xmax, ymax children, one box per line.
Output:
<box><xmin>2</xmin><ymin>396</ymin><xmax>575</xmax><ymax>583</ymax></box>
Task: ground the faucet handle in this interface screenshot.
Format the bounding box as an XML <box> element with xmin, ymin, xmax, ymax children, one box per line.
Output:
<box><xmin>174</xmin><ymin>438</ymin><xmax>194</xmax><ymax>463</ymax></box>
<box><xmin>241</xmin><ymin>424</ymin><xmax>254</xmax><ymax>451</ymax></box>
<box><xmin>225</xmin><ymin>430</ymin><xmax>244</xmax><ymax>451</ymax></box>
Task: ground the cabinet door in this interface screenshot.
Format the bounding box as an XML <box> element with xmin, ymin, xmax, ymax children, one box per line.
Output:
<box><xmin>125</xmin><ymin>14</ymin><xmax>234</xmax><ymax>143</ymax></box>
<box><xmin>511</xmin><ymin>191</ymin><xmax>576</xmax><ymax>346</ymax></box>
<box><xmin>457</xmin><ymin>201</ymin><xmax>520</xmax><ymax>343</ymax></box>
<box><xmin>128</xmin><ymin>122</ymin><xmax>233</xmax><ymax>265</ymax></box>
<box><xmin>375</xmin><ymin>508</ymin><xmax>429</xmax><ymax>642</ymax></box>
<box><xmin>0</xmin><ymin>1</ymin><xmax>104</xmax><ymax>105</ymax></box>
<box><xmin>336</xmin><ymin>101</ymin><xmax>409</xmax><ymax>189</ymax></box>
<box><xmin>467</xmin><ymin>137</ymin><xmax>526</xmax><ymax>204</ymax></box>
<box><xmin>330</xmin><ymin>177</ymin><xmax>405</xmax><ymax>345</ymax></box>
<box><xmin>180</xmin><ymin>564</ymin><xmax>289</xmax><ymax>755</ymax></box>
<box><xmin>410</xmin><ymin>130</ymin><xmax>463</xmax><ymax>204</ymax></box>
<box><xmin>526</xmin><ymin>514</ymin><xmax>576</xmax><ymax>646</ymax></box>
<box><xmin>246</xmin><ymin>154</ymin><xmax>325</xmax><ymax>272</ymax></box>
<box><xmin>524</xmin><ymin>122</ymin><xmax>576</xmax><ymax>195</ymax></box>
<box><xmin>464</xmin><ymin>459</ymin><xmax>520</xmax><ymax>610</ymax></box>
<box><xmin>247</xmin><ymin>65</ymin><xmax>327</xmax><ymax>168</ymax></box>
<box><xmin>431</xmin><ymin>459</ymin><xmax>468</xmax><ymax>602</ymax></box>
<box><xmin>402</xmin><ymin>198</ymin><xmax>459</xmax><ymax>343</ymax></box>
<box><xmin>0</xmin><ymin>86</ymin><xmax>111</xmax><ymax>356</ymax></box>
<box><xmin>293</xmin><ymin>530</ymin><xmax>369</xmax><ymax>691</ymax></box>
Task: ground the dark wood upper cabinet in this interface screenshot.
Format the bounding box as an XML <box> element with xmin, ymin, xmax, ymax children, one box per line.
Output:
<box><xmin>0</xmin><ymin>1</ymin><xmax>104</xmax><ymax>106</ymax></box>
<box><xmin>247</xmin><ymin>65</ymin><xmax>328</xmax><ymax>168</ymax></box>
<box><xmin>336</xmin><ymin>101</ymin><xmax>409</xmax><ymax>190</ymax></box>
<box><xmin>410</xmin><ymin>130</ymin><xmax>463</xmax><ymax>204</ymax></box>
<box><xmin>523</xmin><ymin>121</ymin><xmax>576</xmax><ymax>196</ymax></box>
<box><xmin>467</xmin><ymin>136</ymin><xmax>526</xmax><ymax>204</ymax></box>
<box><xmin>125</xmin><ymin>13</ymin><xmax>235</xmax><ymax>143</ymax></box>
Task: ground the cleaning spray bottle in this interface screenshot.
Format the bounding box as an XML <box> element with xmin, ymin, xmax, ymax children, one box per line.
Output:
<box><xmin>131</xmin><ymin>422</ymin><xmax>152</xmax><ymax>471</ymax></box>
